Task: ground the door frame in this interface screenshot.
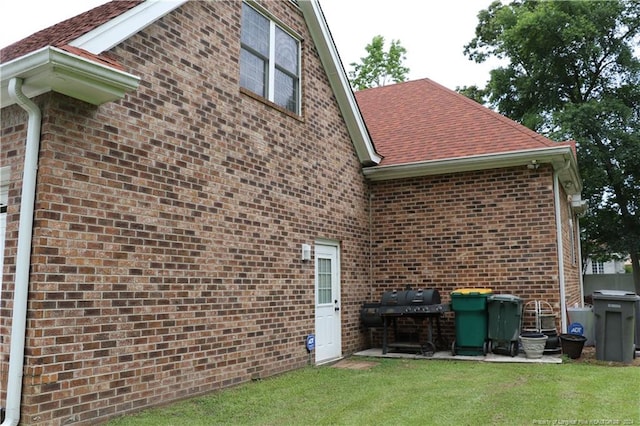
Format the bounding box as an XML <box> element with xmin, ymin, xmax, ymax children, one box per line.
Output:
<box><xmin>314</xmin><ymin>239</ymin><xmax>341</xmax><ymax>363</ymax></box>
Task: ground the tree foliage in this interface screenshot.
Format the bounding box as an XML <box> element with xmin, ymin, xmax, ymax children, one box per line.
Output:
<box><xmin>348</xmin><ymin>35</ymin><xmax>410</xmax><ymax>90</ymax></box>
<box><xmin>464</xmin><ymin>0</ymin><xmax>640</xmax><ymax>292</ymax></box>
<box><xmin>456</xmin><ymin>85</ymin><xmax>487</xmax><ymax>104</ymax></box>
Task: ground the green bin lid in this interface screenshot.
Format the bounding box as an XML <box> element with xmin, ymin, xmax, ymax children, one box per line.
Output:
<box><xmin>451</xmin><ymin>288</ymin><xmax>492</xmax><ymax>295</ymax></box>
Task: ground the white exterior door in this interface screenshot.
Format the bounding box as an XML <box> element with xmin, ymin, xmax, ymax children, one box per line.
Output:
<box><xmin>314</xmin><ymin>243</ymin><xmax>341</xmax><ymax>363</ymax></box>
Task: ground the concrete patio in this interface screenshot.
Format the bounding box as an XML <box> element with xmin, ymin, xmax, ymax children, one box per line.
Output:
<box><xmin>354</xmin><ymin>348</ymin><xmax>564</xmax><ymax>364</ymax></box>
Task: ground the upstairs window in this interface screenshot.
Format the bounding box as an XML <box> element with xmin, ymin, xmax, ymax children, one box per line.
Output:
<box><xmin>240</xmin><ymin>2</ymin><xmax>300</xmax><ymax>114</ymax></box>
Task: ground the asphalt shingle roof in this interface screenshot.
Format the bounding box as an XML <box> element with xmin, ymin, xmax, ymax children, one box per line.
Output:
<box><xmin>355</xmin><ymin>78</ymin><xmax>566</xmax><ymax>166</ymax></box>
<box><xmin>0</xmin><ymin>1</ymin><xmax>142</xmax><ymax>64</ymax></box>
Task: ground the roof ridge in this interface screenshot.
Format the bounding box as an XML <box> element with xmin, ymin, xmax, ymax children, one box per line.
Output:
<box><xmin>355</xmin><ymin>78</ymin><xmax>417</xmax><ymax>94</ymax></box>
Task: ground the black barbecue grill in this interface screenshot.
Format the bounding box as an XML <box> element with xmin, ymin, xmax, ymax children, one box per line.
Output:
<box><xmin>361</xmin><ymin>288</ymin><xmax>449</xmax><ymax>355</ymax></box>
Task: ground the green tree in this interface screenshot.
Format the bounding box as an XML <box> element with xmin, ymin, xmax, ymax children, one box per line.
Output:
<box><xmin>464</xmin><ymin>0</ymin><xmax>640</xmax><ymax>292</ymax></box>
<box><xmin>348</xmin><ymin>35</ymin><xmax>410</xmax><ymax>90</ymax></box>
<box><xmin>456</xmin><ymin>85</ymin><xmax>487</xmax><ymax>104</ymax></box>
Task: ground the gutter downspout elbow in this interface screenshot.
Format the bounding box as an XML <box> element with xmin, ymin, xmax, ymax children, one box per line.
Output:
<box><xmin>553</xmin><ymin>160</ymin><xmax>571</xmax><ymax>334</ymax></box>
<box><xmin>3</xmin><ymin>78</ymin><xmax>42</xmax><ymax>426</ymax></box>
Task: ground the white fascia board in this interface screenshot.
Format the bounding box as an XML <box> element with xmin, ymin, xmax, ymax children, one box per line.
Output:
<box><xmin>70</xmin><ymin>0</ymin><xmax>189</xmax><ymax>54</ymax></box>
<box><xmin>0</xmin><ymin>46</ymin><xmax>140</xmax><ymax>108</ymax></box>
<box><xmin>298</xmin><ymin>0</ymin><xmax>381</xmax><ymax>166</ymax></box>
<box><xmin>364</xmin><ymin>145</ymin><xmax>583</xmax><ymax>194</ymax></box>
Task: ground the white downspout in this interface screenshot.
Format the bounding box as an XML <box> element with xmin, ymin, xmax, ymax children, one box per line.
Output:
<box><xmin>576</xmin><ymin>216</ymin><xmax>585</xmax><ymax>308</ymax></box>
<box><xmin>2</xmin><ymin>78</ymin><xmax>42</xmax><ymax>426</ymax></box>
<box><xmin>553</xmin><ymin>160</ymin><xmax>570</xmax><ymax>334</ymax></box>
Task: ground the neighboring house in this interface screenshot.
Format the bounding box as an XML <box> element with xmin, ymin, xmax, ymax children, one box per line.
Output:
<box><xmin>0</xmin><ymin>1</ymin><xmax>584</xmax><ymax>425</ymax></box>
<box><xmin>584</xmin><ymin>258</ymin><xmax>627</xmax><ymax>275</ymax></box>
<box><xmin>583</xmin><ymin>256</ymin><xmax>634</xmax><ymax>297</ymax></box>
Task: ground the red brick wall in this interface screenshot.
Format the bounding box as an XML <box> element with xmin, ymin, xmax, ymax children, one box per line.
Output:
<box><xmin>1</xmin><ymin>2</ymin><xmax>372</xmax><ymax>424</ymax></box>
<box><xmin>369</xmin><ymin>167</ymin><xmax>564</xmax><ymax>337</ymax></box>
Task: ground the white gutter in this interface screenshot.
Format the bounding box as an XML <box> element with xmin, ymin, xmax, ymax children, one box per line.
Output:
<box><xmin>2</xmin><ymin>78</ymin><xmax>42</xmax><ymax>426</ymax></box>
<box><xmin>571</xmin><ymin>195</ymin><xmax>588</xmax><ymax>309</ymax></box>
<box><xmin>0</xmin><ymin>46</ymin><xmax>140</xmax><ymax>109</ymax></box>
<box><xmin>576</xmin><ymin>216</ymin><xmax>585</xmax><ymax>308</ymax></box>
<box><xmin>363</xmin><ymin>145</ymin><xmax>581</xmax><ymax>193</ymax></box>
<box><xmin>554</xmin><ymin>159</ymin><xmax>571</xmax><ymax>333</ymax></box>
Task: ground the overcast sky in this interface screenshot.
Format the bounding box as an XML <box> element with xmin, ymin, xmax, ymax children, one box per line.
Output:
<box><xmin>0</xmin><ymin>0</ymin><xmax>500</xmax><ymax>90</ymax></box>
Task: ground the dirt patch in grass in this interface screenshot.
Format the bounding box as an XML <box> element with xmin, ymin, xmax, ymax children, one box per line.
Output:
<box><xmin>331</xmin><ymin>359</ymin><xmax>379</xmax><ymax>370</ymax></box>
<box><xmin>569</xmin><ymin>346</ymin><xmax>640</xmax><ymax>366</ymax></box>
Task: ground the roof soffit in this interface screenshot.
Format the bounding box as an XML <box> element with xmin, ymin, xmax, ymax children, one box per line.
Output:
<box><xmin>0</xmin><ymin>46</ymin><xmax>140</xmax><ymax>108</ymax></box>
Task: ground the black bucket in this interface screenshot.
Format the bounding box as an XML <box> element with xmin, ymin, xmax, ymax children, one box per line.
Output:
<box><xmin>543</xmin><ymin>329</ymin><xmax>560</xmax><ymax>352</ymax></box>
<box><xmin>559</xmin><ymin>333</ymin><xmax>587</xmax><ymax>359</ymax></box>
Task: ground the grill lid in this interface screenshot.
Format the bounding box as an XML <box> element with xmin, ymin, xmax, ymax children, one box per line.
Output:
<box><xmin>380</xmin><ymin>289</ymin><xmax>440</xmax><ymax>306</ymax></box>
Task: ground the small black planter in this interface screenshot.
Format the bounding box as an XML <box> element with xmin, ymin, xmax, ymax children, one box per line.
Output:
<box><xmin>559</xmin><ymin>333</ymin><xmax>587</xmax><ymax>359</ymax></box>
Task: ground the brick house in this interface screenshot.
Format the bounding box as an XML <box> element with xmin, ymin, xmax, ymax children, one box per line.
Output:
<box><xmin>0</xmin><ymin>1</ymin><xmax>584</xmax><ymax>424</ymax></box>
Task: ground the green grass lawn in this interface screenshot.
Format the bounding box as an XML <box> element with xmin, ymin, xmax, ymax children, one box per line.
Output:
<box><xmin>106</xmin><ymin>358</ymin><xmax>640</xmax><ymax>425</ymax></box>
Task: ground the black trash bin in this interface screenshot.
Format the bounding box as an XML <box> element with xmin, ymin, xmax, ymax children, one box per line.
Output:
<box><xmin>592</xmin><ymin>290</ymin><xmax>639</xmax><ymax>364</ymax></box>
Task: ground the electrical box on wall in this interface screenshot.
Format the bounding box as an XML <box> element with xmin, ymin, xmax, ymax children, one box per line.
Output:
<box><xmin>301</xmin><ymin>244</ymin><xmax>311</xmax><ymax>261</ymax></box>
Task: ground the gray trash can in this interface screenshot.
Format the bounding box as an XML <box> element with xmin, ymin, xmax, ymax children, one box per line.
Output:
<box><xmin>592</xmin><ymin>290</ymin><xmax>639</xmax><ymax>363</ymax></box>
<box><xmin>486</xmin><ymin>294</ymin><xmax>523</xmax><ymax>357</ymax></box>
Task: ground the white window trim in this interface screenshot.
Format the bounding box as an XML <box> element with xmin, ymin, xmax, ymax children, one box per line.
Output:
<box><xmin>591</xmin><ymin>260</ymin><xmax>604</xmax><ymax>274</ymax></box>
<box><xmin>242</xmin><ymin>1</ymin><xmax>302</xmax><ymax>114</ymax></box>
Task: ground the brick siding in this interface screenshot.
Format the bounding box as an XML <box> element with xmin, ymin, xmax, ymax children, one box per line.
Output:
<box><xmin>368</xmin><ymin>166</ymin><xmax>579</xmax><ymax>336</ymax></box>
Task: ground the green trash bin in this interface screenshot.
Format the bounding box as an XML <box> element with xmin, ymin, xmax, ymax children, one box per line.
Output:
<box><xmin>451</xmin><ymin>288</ymin><xmax>492</xmax><ymax>356</ymax></box>
<box><xmin>592</xmin><ymin>290</ymin><xmax>639</xmax><ymax>364</ymax></box>
<box><xmin>487</xmin><ymin>294</ymin><xmax>523</xmax><ymax>357</ymax></box>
